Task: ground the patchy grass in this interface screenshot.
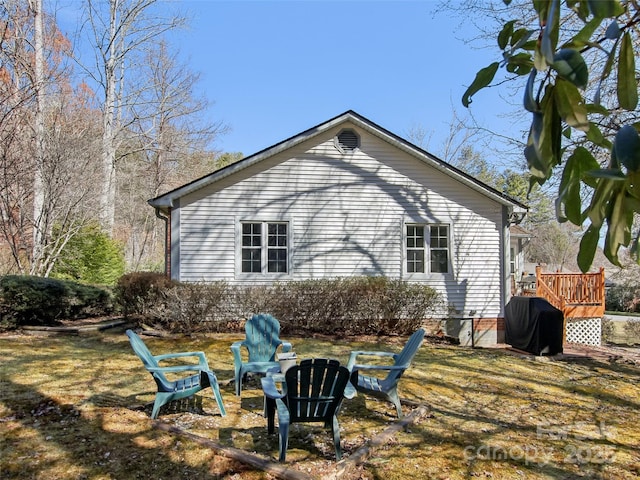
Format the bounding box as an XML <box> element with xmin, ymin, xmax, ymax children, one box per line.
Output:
<box><xmin>606</xmin><ymin>318</ymin><xmax>640</xmax><ymax>345</ymax></box>
<box><xmin>1</xmin><ymin>330</ymin><xmax>639</xmax><ymax>479</ymax></box>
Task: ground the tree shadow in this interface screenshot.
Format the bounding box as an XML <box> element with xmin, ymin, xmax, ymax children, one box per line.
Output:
<box><xmin>0</xmin><ymin>378</ymin><xmax>262</xmax><ymax>478</ymax></box>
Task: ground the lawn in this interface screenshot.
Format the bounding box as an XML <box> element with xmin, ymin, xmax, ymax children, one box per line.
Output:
<box><xmin>1</xmin><ymin>329</ymin><xmax>639</xmax><ymax>479</ymax></box>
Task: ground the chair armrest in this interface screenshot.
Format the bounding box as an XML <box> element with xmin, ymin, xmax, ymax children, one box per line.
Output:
<box><xmin>261</xmin><ymin>376</ymin><xmax>287</xmax><ymax>400</ymax></box>
<box><xmin>230</xmin><ymin>341</ymin><xmax>246</xmax><ymax>365</ymax></box>
<box><xmin>351</xmin><ymin>363</ymin><xmax>408</xmax><ymax>372</ymax></box>
<box><xmin>350</xmin><ymin>350</ymin><xmax>397</xmax><ymax>358</ymax></box>
<box><xmin>343</xmin><ymin>381</ymin><xmax>357</xmax><ymax>399</ymax></box>
<box><xmin>346</xmin><ymin>350</ymin><xmax>398</xmax><ymax>370</ymax></box>
<box><xmin>154</xmin><ymin>351</ymin><xmax>209</xmax><ymax>368</ymax></box>
<box><xmin>147</xmin><ymin>365</ymin><xmax>207</xmax><ymax>373</ymax></box>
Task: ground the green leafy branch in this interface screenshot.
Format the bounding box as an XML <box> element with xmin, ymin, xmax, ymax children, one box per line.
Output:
<box><xmin>463</xmin><ymin>0</ymin><xmax>640</xmax><ymax>271</ymax></box>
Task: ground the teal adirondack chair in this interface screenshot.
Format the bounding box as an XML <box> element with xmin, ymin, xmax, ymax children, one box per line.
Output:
<box><xmin>261</xmin><ymin>358</ymin><xmax>351</xmax><ymax>462</ymax></box>
<box><xmin>347</xmin><ymin>328</ymin><xmax>425</xmax><ymax>418</ymax></box>
<box><xmin>231</xmin><ymin>314</ymin><xmax>292</xmax><ymax>396</ymax></box>
<box><xmin>126</xmin><ymin>329</ymin><xmax>226</xmax><ymax>419</ymax></box>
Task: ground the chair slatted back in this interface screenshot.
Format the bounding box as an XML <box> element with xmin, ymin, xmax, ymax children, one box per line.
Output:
<box><xmin>245</xmin><ymin>314</ymin><xmax>283</xmax><ymax>362</ymax></box>
<box><xmin>126</xmin><ymin>330</ymin><xmax>171</xmax><ymax>391</ymax></box>
<box><xmin>284</xmin><ymin>358</ymin><xmax>349</xmax><ymax>423</ymax></box>
<box><xmin>384</xmin><ymin>328</ymin><xmax>425</xmax><ymax>386</ymax></box>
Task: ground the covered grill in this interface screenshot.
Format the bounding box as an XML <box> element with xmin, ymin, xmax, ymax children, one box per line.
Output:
<box><xmin>505</xmin><ymin>296</ymin><xmax>564</xmax><ymax>355</ymax></box>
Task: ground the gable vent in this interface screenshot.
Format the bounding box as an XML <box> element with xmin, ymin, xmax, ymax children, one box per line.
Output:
<box><xmin>335</xmin><ymin>129</ymin><xmax>360</xmax><ymax>153</ymax></box>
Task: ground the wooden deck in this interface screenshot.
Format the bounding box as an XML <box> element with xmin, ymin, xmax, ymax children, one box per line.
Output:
<box><xmin>533</xmin><ymin>266</ymin><xmax>605</xmax><ymax>318</ymax></box>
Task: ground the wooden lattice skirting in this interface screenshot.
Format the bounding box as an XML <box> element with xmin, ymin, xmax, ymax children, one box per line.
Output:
<box><xmin>565</xmin><ymin>317</ymin><xmax>602</xmax><ymax>347</ymax></box>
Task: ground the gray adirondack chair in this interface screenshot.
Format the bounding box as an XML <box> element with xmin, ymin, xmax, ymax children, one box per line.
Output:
<box><xmin>231</xmin><ymin>313</ymin><xmax>292</xmax><ymax>396</ymax></box>
<box><xmin>126</xmin><ymin>329</ymin><xmax>226</xmax><ymax>418</ymax></box>
<box><xmin>261</xmin><ymin>358</ymin><xmax>351</xmax><ymax>462</ymax></box>
<box><xmin>347</xmin><ymin>328</ymin><xmax>425</xmax><ymax>418</ymax></box>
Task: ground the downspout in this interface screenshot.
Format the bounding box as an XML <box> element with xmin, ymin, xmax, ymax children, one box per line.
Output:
<box><xmin>154</xmin><ymin>207</ymin><xmax>170</xmax><ymax>278</ymax></box>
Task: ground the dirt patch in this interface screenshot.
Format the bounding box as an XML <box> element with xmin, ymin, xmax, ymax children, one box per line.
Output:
<box><xmin>561</xmin><ymin>343</ymin><xmax>640</xmax><ymax>365</ymax></box>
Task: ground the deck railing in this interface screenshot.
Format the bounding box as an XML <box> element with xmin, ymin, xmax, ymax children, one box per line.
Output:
<box><xmin>535</xmin><ymin>266</ymin><xmax>605</xmax><ymax>318</ymax></box>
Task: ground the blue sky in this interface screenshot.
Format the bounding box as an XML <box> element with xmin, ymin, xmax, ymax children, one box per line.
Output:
<box><xmin>173</xmin><ymin>0</ymin><xmax>524</xmax><ymax>159</ymax></box>
<box><xmin>53</xmin><ymin>0</ymin><xmax>525</xmax><ymax>161</ymax></box>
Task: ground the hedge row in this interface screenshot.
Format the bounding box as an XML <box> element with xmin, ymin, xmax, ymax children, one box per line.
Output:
<box><xmin>115</xmin><ymin>273</ymin><xmax>441</xmax><ymax>336</ymax></box>
<box><xmin>0</xmin><ymin>273</ymin><xmax>441</xmax><ymax>336</ymax></box>
<box><xmin>0</xmin><ymin>275</ymin><xmax>114</xmax><ymax>330</ymax></box>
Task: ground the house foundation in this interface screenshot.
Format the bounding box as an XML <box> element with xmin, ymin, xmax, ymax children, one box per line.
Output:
<box><xmin>424</xmin><ymin>317</ymin><xmax>505</xmax><ymax>347</ymax></box>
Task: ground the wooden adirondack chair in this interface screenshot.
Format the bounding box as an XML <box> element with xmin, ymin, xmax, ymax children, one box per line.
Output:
<box><xmin>347</xmin><ymin>328</ymin><xmax>425</xmax><ymax>418</ymax></box>
<box><xmin>261</xmin><ymin>358</ymin><xmax>350</xmax><ymax>462</ymax></box>
<box><xmin>231</xmin><ymin>313</ymin><xmax>292</xmax><ymax>396</ymax></box>
<box><xmin>126</xmin><ymin>329</ymin><xmax>226</xmax><ymax>419</ymax></box>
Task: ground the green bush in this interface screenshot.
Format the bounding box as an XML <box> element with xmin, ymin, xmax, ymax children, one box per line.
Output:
<box><xmin>63</xmin><ymin>281</ymin><xmax>115</xmax><ymax>319</ymax></box>
<box><xmin>116</xmin><ymin>275</ymin><xmax>243</xmax><ymax>332</ymax></box>
<box><xmin>50</xmin><ymin>223</ymin><xmax>125</xmax><ymax>286</ymax></box>
<box><xmin>605</xmin><ymin>284</ymin><xmax>640</xmax><ymax>313</ymax></box>
<box><xmin>0</xmin><ymin>275</ymin><xmax>114</xmax><ymax>330</ymax></box>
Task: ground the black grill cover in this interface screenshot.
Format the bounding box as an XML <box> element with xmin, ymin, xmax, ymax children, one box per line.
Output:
<box><xmin>505</xmin><ymin>296</ymin><xmax>563</xmax><ymax>355</ymax></box>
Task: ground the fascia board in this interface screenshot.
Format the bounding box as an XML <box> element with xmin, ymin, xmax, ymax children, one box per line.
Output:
<box><xmin>148</xmin><ymin>112</ymin><xmax>355</xmax><ymax>210</ymax></box>
<box><xmin>349</xmin><ymin>115</ymin><xmax>527</xmax><ymax>210</ymax></box>
<box><xmin>148</xmin><ymin>110</ymin><xmax>527</xmax><ymax>213</ymax></box>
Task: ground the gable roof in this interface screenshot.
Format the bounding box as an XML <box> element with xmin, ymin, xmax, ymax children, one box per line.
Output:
<box><xmin>149</xmin><ymin>110</ymin><xmax>528</xmax><ymax>217</ymax></box>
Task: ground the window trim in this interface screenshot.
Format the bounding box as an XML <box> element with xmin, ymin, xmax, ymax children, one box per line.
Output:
<box><xmin>236</xmin><ymin>219</ymin><xmax>292</xmax><ymax>278</ymax></box>
<box><xmin>403</xmin><ymin>220</ymin><xmax>452</xmax><ymax>277</ymax></box>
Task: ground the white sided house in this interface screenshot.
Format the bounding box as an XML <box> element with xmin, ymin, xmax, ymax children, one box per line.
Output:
<box><xmin>149</xmin><ymin>111</ymin><xmax>527</xmax><ymax>346</ymax></box>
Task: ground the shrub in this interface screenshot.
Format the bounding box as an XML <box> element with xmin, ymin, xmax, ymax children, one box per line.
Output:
<box><xmin>114</xmin><ymin>275</ymin><xmax>441</xmax><ymax>335</ymax></box>
<box><xmin>605</xmin><ymin>284</ymin><xmax>640</xmax><ymax>313</ymax></box>
<box><xmin>0</xmin><ymin>275</ymin><xmax>65</xmax><ymax>328</ymax></box>
<box><xmin>147</xmin><ymin>281</ymin><xmax>232</xmax><ymax>333</ymax></box>
<box><xmin>269</xmin><ymin>277</ymin><xmax>441</xmax><ymax>336</ymax></box>
<box><xmin>63</xmin><ymin>280</ymin><xmax>115</xmax><ymax>319</ymax></box>
<box><xmin>623</xmin><ymin>320</ymin><xmax>640</xmax><ymax>345</ymax></box>
<box><xmin>0</xmin><ymin>275</ymin><xmax>113</xmax><ymax>330</ymax></box>
<box><xmin>601</xmin><ymin>317</ymin><xmax>615</xmax><ymax>343</ymax></box>
<box><xmin>50</xmin><ymin>223</ymin><xmax>125</xmax><ymax>286</ymax></box>
<box><xmin>267</xmin><ymin>279</ymin><xmax>344</xmax><ymax>332</ymax></box>
<box><xmin>115</xmin><ymin>272</ymin><xmax>174</xmax><ymax>318</ymax></box>
<box><xmin>116</xmin><ymin>276</ymin><xmax>241</xmax><ymax>332</ymax></box>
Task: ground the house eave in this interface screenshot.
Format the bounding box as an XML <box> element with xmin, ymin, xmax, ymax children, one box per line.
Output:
<box><xmin>148</xmin><ymin>114</ymin><xmax>355</xmax><ymax>209</ymax></box>
<box><xmin>350</xmin><ymin>115</ymin><xmax>527</xmax><ymax>211</ymax></box>
<box><xmin>148</xmin><ymin>110</ymin><xmax>528</xmax><ymax>214</ymax></box>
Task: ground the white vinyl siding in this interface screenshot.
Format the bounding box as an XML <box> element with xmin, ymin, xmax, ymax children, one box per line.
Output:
<box><xmin>175</xmin><ymin>125</ymin><xmax>506</xmax><ymax>316</ymax></box>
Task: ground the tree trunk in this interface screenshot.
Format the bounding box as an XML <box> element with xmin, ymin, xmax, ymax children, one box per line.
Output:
<box><xmin>29</xmin><ymin>0</ymin><xmax>46</xmax><ymax>275</ymax></box>
<box><xmin>97</xmin><ymin>0</ymin><xmax>119</xmax><ymax>235</ymax></box>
